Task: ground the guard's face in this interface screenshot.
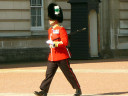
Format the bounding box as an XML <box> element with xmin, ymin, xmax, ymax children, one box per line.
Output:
<box><xmin>49</xmin><ymin>20</ymin><xmax>58</xmax><ymax>26</ymax></box>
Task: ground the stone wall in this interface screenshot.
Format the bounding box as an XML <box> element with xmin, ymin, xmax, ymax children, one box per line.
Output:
<box><xmin>99</xmin><ymin>0</ymin><xmax>128</xmax><ymax>58</ymax></box>
<box><xmin>0</xmin><ymin>0</ymin><xmax>71</xmax><ymax>63</ymax></box>
<box><xmin>0</xmin><ymin>0</ymin><xmax>31</xmax><ymax>37</ymax></box>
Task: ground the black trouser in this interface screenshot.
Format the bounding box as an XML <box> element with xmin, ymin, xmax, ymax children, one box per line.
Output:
<box><xmin>40</xmin><ymin>59</ymin><xmax>80</xmax><ymax>93</ymax></box>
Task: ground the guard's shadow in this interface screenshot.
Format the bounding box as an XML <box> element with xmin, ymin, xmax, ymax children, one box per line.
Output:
<box><xmin>97</xmin><ymin>91</ymin><xmax>128</xmax><ymax>95</ymax></box>
<box><xmin>80</xmin><ymin>91</ymin><xmax>128</xmax><ymax>96</ymax></box>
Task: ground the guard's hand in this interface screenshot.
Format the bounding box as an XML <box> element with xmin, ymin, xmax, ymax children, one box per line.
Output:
<box><xmin>46</xmin><ymin>40</ymin><xmax>54</xmax><ymax>45</ymax></box>
<box><xmin>46</xmin><ymin>40</ymin><xmax>63</xmax><ymax>48</ymax></box>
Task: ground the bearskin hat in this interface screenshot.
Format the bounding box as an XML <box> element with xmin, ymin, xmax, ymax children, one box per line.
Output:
<box><xmin>48</xmin><ymin>3</ymin><xmax>63</xmax><ymax>23</ymax></box>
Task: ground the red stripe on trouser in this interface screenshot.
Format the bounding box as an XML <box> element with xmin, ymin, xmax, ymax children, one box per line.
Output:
<box><xmin>66</xmin><ymin>60</ymin><xmax>80</xmax><ymax>89</ymax></box>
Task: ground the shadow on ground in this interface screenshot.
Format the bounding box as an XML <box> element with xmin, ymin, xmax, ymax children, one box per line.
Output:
<box><xmin>0</xmin><ymin>61</ymin><xmax>47</xmax><ymax>69</ymax></box>
<box><xmin>1</xmin><ymin>58</ymin><xmax>128</xmax><ymax>69</ymax></box>
<box><xmin>70</xmin><ymin>58</ymin><xmax>128</xmax><ymax>65</ymax></box>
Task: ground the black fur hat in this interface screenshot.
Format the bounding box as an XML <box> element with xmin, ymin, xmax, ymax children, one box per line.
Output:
<box><xmin>48</xmin><ymin>3</ymin><xmax>63</xmax><ymax>23</ymax></box>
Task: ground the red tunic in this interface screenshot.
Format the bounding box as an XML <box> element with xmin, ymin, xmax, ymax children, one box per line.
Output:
<box><xmin>48</xmin><ymin>26</ymin><xmax>71</xmax><ymax>61</ymax></box>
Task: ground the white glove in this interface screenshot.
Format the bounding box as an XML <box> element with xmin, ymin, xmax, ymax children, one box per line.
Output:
<box><xmin>46</xmin><ymin>40</ymin><xmax>54</xmax><ymax>45</ymax></box>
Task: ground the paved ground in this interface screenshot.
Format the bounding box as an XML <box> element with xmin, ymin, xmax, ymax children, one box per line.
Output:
<box><xmin>0</xmin><ymin>58</ymin><xmax>128</xmax><ymax>96</ymax></box>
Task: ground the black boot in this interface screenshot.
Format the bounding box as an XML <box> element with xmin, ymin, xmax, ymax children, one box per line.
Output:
<box><xmin>73</xmin><ymin>89</ymin><xmax>82</xmax><ymax>96</ymax></box>
<box><xmin>34</xmin><ymin>90</ymin><xmax>47</xmax><ymax>96</ymax></box>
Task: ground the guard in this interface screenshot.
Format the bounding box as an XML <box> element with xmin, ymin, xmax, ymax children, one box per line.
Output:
<box><xmin>34</xmin><ymin>3</ymin><xmax>82</xmax><ymax>96</ymax></box>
